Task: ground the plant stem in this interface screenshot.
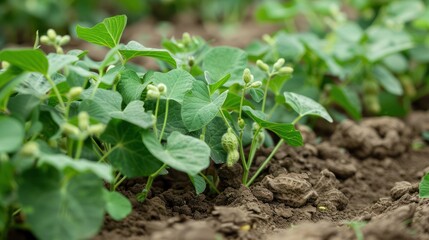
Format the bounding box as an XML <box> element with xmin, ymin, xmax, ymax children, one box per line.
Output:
<box><xmin>238</xmin><ymin>130</ymin><xmax>247</xmax><ymax>170</ymax></box>
<box><xmin>158</xmin><ymin>99</ymin><xmax>169</xmax><ymax>142</ymax></box>
<box><xmin>98</xmin><ymin>145</ymin><xmax>120</xmax><ymax>163</ymax></box>
<box><xmin>45</xmin><ymin>74</ymin><xmax>65</xmax><ymax>110</ymax></box>
<box><xmin>243</xmin><ymin>126</ymin><xmax>262</xmax><ymax>184</ymax></box>
<box><xmin>113</xmin><ymin>176</ymin><xmax>127</xmax><ymax>190</ymax></box>
<box><xmin>199</xmin><ymin>172</ymin><xmax>220</xmax><ymax>194</ymax></box>
<box><xmin>153</xmin><ymin>97</ymin><xmax>161</xmax><ymax>139</ymax></box>
<box><xmin>67</xmin><ymin>139</ymin><xmax>74</xmax><ymax>156</ymax></box>
<box><xmin>219</xmin><ymin>109</ymin><xmax>233</xmax><ymax>129</ymax></box>
<box><xmin>238</xmin><ymin>88</ymin><xmax>245</xmax><ymax>120</ymax></box>
<box><xmin>261</xmin><ymin>74</ymin><xmax>272</xmax><ymax>113</ymax></box>
<box><xmin>74</xmin><ymin>139</ymin><xmax>84</xmax><ymax>159</ymax></box>
<box><xmin>137</xmin><ymin>163</ymin><xmax>168</xmax><ymax>202</ymax></box>
<box><xmin>246</xmin><ymin>139</ymin><xmax>284</xmax><ymax>187</ymax></box>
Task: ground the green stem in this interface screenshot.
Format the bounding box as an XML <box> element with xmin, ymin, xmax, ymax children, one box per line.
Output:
<box><xmin>113</xmin><ymin>176</ymin><xmax>127</xmax><ymax>190</ymax></box>
<box><xmin>267</xmin><ymin>102</ymin><xmax>279</xmax><ymax>120</ymax></box>
<box><xmin>238</xmin><ymin>88</ymin><xmax>245</xmax><ymax>120</ymax></box>
<box><xmin>199</xmin><ymin>172</ymin><xmax>220</xmax><ymax>194</ymax></box>
<box><xmin>243</xmin><ymin>126</ymin><xmax>262</xmax><ymax>184</ymax></box>
<box><xmin>246</xmin><ymin>139</ymin><xmax>284</xmax><ymax>187</ymax></box>
<box><xmin>74</xmin><ymin>139</ymin><xmax>84</xmax><ymax>159</ymax></box>
<box><xmin>45</xmin><ymin>74</ymin><xmax>65</xmax><ymax>110</ymax></box>
<box><xmin>238</xmin><ymin>130</ymin><xmax>247</xmax><ymax>170</ymax></box>
<box><xmin>98</xmin><ymin>145</ymin><xmax>120</xmax><ymax>163</ymax></box>
<box><xmin>261</xmin><ymin>74</ymin><xmax>272</xmax><ymax>113</ymax></box>
<box><xmin>219</xmin><ymin>109</ymin><xmax>233</xmax><ymax>129</ymax></box>
<box><xmin>158</xmin><ymin>99</ymin><xmax>169</xmax><ymax>142</ymax></box>
<box><xmin>292</xmin><ymin>115</ymin><xmax>302</xmax><ymax>125</ymax></box>
<box><xmin>153</xmin><ymin>97</ymin><xmax>161</xmax><ymax>139</ymax></box>
<box><xmin>137</xmin><ymin>163</ymin><xmax>168</xmax><ymax>202</ymax></box>
<box><xmin>67</xmin><ymin>139</ymin><xmax>74</xmax><ymax>157</ymax></box>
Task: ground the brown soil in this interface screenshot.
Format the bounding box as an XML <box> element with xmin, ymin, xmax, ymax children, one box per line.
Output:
<box><xmin>94</xmin><ymin>111</ymin><xmax>429</xmax><ymax>240</ymax></box>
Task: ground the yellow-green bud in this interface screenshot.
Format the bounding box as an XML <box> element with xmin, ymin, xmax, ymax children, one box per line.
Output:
<box><xmin>47</xmin><ymin>29</ymin><xmax>57</xmax><ymax>41</ymax></box>
<box><xmin>157</xmin><ymin>83</ymin><xmax>167</xmax><ymax>94</ymax></box>
<box><xmin>243</xmin><ymin>68</ymin><xmax>253</xmax><ymax>84</ymax></box>
<box><xmin>87</xmin><ymin>123</ymin><xmax>106</xmax><ymax>135</ymax></box>
<box><xmin>252</xmin><ymin>122</ymin><xmax>260</xmax><ymax>132</ymax></box>
<box><xmin>363</xmin><ymin>81</ymin><xmax>378</xmax><ymax>95</ymax></box>
<box><xmin>250</xmin><ymin>81</ymin><xmax>262</xmax><ymax>88</ymax></box>
<box><xmin>182</xmin><ymin>32</ymin><xmax>191</xmax><ymax>45</ymax></box>
<box><xmin>256</xmin><ymin>60</ymin><xmax>270</xmax><ymax>72</ymax></box>
<box><xmin>78</xmin><ymin>111</ymin><xmax>90</xmax><ymax>130</ymax></box>
<box><xmin>20</xmin><ymin>142</ymin><xmax>39</xmax><ymax>157</ymax></box>
<box><xmin>56</xmin><ymin>46</ymin><xmax>64</xmax><ymax>54</ymax></box>
<box><xmin>1</xmin><ymin>61</ymin><xmax>10</xmax><ymax>69</ymax></box>
<box><xmin>364</xmin><ymin>95</ymin><xmax>380</xmax><ymax>113</ymax></box>
<box><xmin>273</xmin><ymin>58</ymin><xmax>285</xmax><ymax>70</ymax></box>
<box><xmin>147</xmin><ymin>84</ymin><xmax>158</xmax><ymax>91</ymax></box>
<box><xmin>262</xmin><ymin>34</ymin><xmax>274</xmax><ymax>45</ymax></box>
<box><xmin>62</xmin><ymin>123</ymin><xmax>80</xmax><ymax>136</ymax></box>
<box><xmin>188</xmin><ymin>56</ymin><xmax>195</xmax><ymax>67</ymax></box>
<box><xmin>147</xmin><ymin>89</ymin><xmax>160</xmax><ymax>100</ymax></box>
<box><xmin>106</xmin><ymin>65</ymin><xmax>115</xmax><ymax>72</ymax></box>
<box><xmin>278</xmin><ymin>66</ymin><xmax>294</xmax><ymax>75</ymax></box>
<box><xmin>40</xmin><ymin>35</ymin><xmax>50</xmax><ymax>45</ymax></box>
<box><xmin>238</xmin><ymin>118</ymin><xmax>245</xmax><ymax>129</ymax></box>
<box><xmin>221</xmin><ymin>128</ymin><xmax>239</xmax><ymax>152</ymax></box>
<box><xmin>226</xmin><ymin>150</ymin><xmax>239</xmax><ymax>168</ymax></box>
<box><xmin>59</xmin><ymin>35</ymin><xmax>70</xmax><ymax>46</ymax></box>
<box><xmin>67</xmin><ymin>86</ymin><xmax>83</xmax><ymax>99</ymax></box>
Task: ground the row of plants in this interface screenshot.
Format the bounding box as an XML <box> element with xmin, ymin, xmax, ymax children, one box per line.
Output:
<box><xmin>0</xmin><ymin>15</ymin><xmax>333</xmax><ymax>240</ymax></box>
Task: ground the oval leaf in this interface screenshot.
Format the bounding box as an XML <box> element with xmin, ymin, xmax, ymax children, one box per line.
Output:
<box><xmin>284</xmin><ymin>92</ymin><xmax>333</xmax><ymax>122</ymax></box>
<box><xmin>142</xmin><ymin>131</ymin><xmax>210</xmax><ymax>176</ymax></box>
<box><xmin>0</xmin><ymin>49</ymin><xmax>48</xmax><ymax>75</ymax></box>
<box><xmin>189</xmin><ymin>175</ymin><xmax>206</xmax><ymax>195</ymax></box>
<box><xmin>18</xmin><ymin>167</ymin><xmax>105</xmax><ymax>240</ymax></box>
<box><xmin>182</xmin><ymin>81</ymin><xmax>228</xmax><ymax>131</ymax></box>
<box><xmin>0</xmin><ymin>116</ymin><xmax>24</xmax><ymax>153</ymax></box>
<box><xmin>151</xmin><ymin>69</ymin><xmax>195</xmax><ymax>104</ymax></box>
<box><xmin>242</xmin><ymin>106</ymin><xmax>303</xmax><ymax>147</ymax></box>
<box><xmin>372</xmin><ymin>65</ymin><xmax>403</xmax><ymax>96</ymax></box>
<box><xmin>76</xmin><ymin>15</ymin><xmax>127</xmax><ymax>48</ymax></box>
<box><xmin>119</xmin><ymin>41</ymin><xmax>177</xmax><ymax>67</ymax></box>
<box><xmin>103</xmin><ymin>190</ymin><xmax>132</xmax><ymax>221</ymax></box>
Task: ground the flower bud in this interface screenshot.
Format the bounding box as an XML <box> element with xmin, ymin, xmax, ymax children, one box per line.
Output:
<box><xmin>262</xmin><ymin>34</ymin><xmax>274</xmax><ymax>45</ymax></box>
<box><xmin>364</xmin><ymin>95</ymin><xmax>380</xmax><ymax>113</ymax></box>
<box><xmin>47</xmin><ymin>29</ymin><xmax>57</xmax><ymax>41</ymax></box>
<box><xmin>256</xmin><ymin>60</ymin><xmax>270</xmax><ymax>72</ymax></box>
<box><xmin>40</xmin><ymin>35</ymin><xmax>50</xmax><ymax>45</ymax></box>
<box><xmin>1</xmin><ymin>61</ymin><xmax>10</xmax><ymax>69</ymax></box>
<box><xmin>147</xmin><ymin>84</ymin><xmax>158</xmax><ymax>91</ymax></box>
<box><xmin>62</xmin><ymin>123</ymin><xmax>80</xmax><ymax>136</ymax></box>
<box><xmin>252</xmin><ymin>122</ymin><xmax>260</xmax><ymax>132</ymax></box>
<box><xmin>273</xmin><ymin>58</ymin><xmax>285</xmax><ymax>70</ymax></box>
<box><xmin>59</xmin><ymin>35</ymin><xmax>70</xmax><ymax>45</ymax></box>
<box><xmin>188</xmin><ymin>56</ymin><xmax>195</xmax><ymax>67</ymax></box>
<box><xmin>87</xmin><ymin>123</ymin><xmax>106</xmax><ymax>135</ymax></box>
<box><xmin>278</xmin><ymin>66</ymin><xmax>294</xmax><ymax>75</ymax></box>
<box><xmin>243</xmin><ymin>68</ymin><xmax>252</xmax><ymax>84</ymax></box>
<box><xmin>221</xmin><ymin>128</ymin><xmax>239</xmax><ymax>152</ymax></box>
<box><xmin>20</xmin><ymin>142</ymin><xmax>39</xmax><ymax>157</ymax></box>
<box><xmin>363</xmin><ymin>80</ymin><xmax>378</xmax><ymax>95</ymax></box>
<box><xmin>250</xmin><ymin>81</ymin><xmax>262</xmax><ymax>88</ymax></box>
<box><xmin>182</xmin><ymin>32</ymin><xmax>191</xmax><ymax>45</ymax></box>
<box><xmin>147</xmin><ymin>89</ymin><xmax>160</xmax><ymax>100</ymax></box>
<box><xmin>67</xmin><ymin>86</ymin><xmax>83</xmax><ymax>99</ymax></box>
<box><xmin>78</xmin><ymin>111</ymin><xmax>90</xmax><ymax>130</ymax></box>
<box><xmin>238</xmin><ymin>118</ymin><xmax>245</xmax><ymax>129</ymax></box>
<box><xmin>157</xmin><ymin>83</ymin><xmax>167</xmax><ymax>94</ymax></box>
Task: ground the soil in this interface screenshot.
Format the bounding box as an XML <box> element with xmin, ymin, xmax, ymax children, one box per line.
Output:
<box><xmin>93</xmin><ymin>111</ymin><xmax>429</xmax><ymax>240</ymax></box>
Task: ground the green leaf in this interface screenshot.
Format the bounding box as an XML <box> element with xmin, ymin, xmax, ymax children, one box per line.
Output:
<box><xmin>47</xmin><ymin>54</ymin><xmax>79</xmax><ymax>76</ymax></box>
<box><xmin>0</xmin><ymin>49</ymin><xmax>48</xmax><ymax>75</ymax></box>
<box><xmin>423</xmin><ymin>131</ymin><xmax>429</xmax><ymax>142</ymax></box>
<box><xmin>7</xmin><ymin>94</ymin><xmax>40</xmax><ymax>121</ymax></box>
<box><xmin>156</xmin><ymin>100</ymin><xmax>188</xmax><ymax>136</ymax></box>
<box><xmin>189</xmin><ymin>175</ymin><xmax>206</xmax><ymax>195</ymax></box>
<box><xmin>0</xmin><ymin>116</ymin><xmax>24</xmax><ymax>153</ymax></box>
<box><xmin>103</xmin><ymin>190</ymin><xmax>132</xmax><ymax>221</ymax></box>
<box><xmin>269</xmin><ymin>74</ymin><xmax>291</xmax><ymax>96</ymax></box>
<box><xmin>80</xmin><ymin>89</ymin><xmax>123</xmax><ymax>124</ymax></box>
<box><xmin>386</xmin><ymin>0</ymin><xmax>425</xmax><ymax>24</ymax></box>
<box><xmin>151</xmin><ymin>69</ymin><xmax>195</xmax><ymax>103</ymax></box>
<box><xmin>182</xmin><ymin>81</ymin><xmax>228</xmax><ymax>131</ymax></box>
<box><xmin>249</xmin><ymin>88</ymin><xmax>264</xmax><ymax>103</ymax></box>
<box><xmin>243</xmin><ymin>106</ymin><xmax>303</xmax><ymax>146</ymax></box>
<box><xmin>372</xmin><ymin>65</ymin><xmax>403</xmax><ymax>96</ymax></box>
<box><xmin>110</xmin><ymin>100</ymin><xmax>154</xmax><ymax>129</ymax></box>
<box><xmin>205</xmin><ymin>117</ymin><xmax>228</xmax><ymax>164</ymax></box>
<box><xmin>284</xmin><ymin>92</ymin><xmax>333</xmax><ymax>122</ymax></box>
<box><xmin>222</xmin><ymin>92</ymin><xmax>253</xmax><ymax>111</ymax></box>
<box><xmin>202</xmin><ymin>47</ymin><xmax>247</xmax><ymax>86</ymax></box>
<box><xmin>366</xmin><ymin>27</ymin><xmax>413</xmax><ymax>62</ymax></box>
<box><xmin>101</xmin><ymin>120</ymin><xmax>162</xmax><ymax>177</ymax></box>
<box><xmin>419</xmin><ymin>173</ymin><xmax>429</xmax><ymax>198</ymax></box>
<box><xmin>207</xmin><ymin>72</ymin><xmax>230</xmax><ymax>94</ymax></box>
<box><xmin>117</xmin><ymin>70</ymin><xmax>150</xmax><ymax>104</ymax></box>
<box><xmin>0</xmin><ymin>66</ymin><xmax>23</xmax><ymax>89</ymax></box>
<box><xmin>119</xmin><ymin>41</ymin><xmax>177</xmax><ymax>67</ymax></box>
<box><xmin>142</xmin><ymin>131</ymin><xmax>210</xmax><ymax>176</ymax></box>
<box><xmin>18</xmin><ymin>167</ymin><xmax>105</xmax><ymax>240</ymax></box>
<box><xmin>76</xmin><ymin>15</ymin><xmax>127</xmax><ymax>48</ymax></box>
<box><xmin>329</xmin><ymin>86</ymin><xmax>362</xmax><ymax>120</ymax></box>
<box><xmin>38</xmin><ymin>153</ymin><xmax>113</xmax><ymax>182</ymax></box>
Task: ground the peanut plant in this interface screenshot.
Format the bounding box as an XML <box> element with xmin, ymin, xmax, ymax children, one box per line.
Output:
<box><xmin>0</xmin><ymin>15</ymin><xmax>332</xmax><ymax>240</ymax></box>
